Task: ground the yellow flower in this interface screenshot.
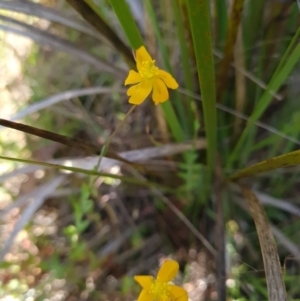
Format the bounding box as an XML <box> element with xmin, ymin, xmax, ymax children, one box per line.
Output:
<box><xmin>134</xmin><ymin>260</ymin><xmax>188</xmax><ymax>301</ymax></box>
<box><xmin>125</xmin><ymin>46</ymin><xmax>179</xmax><ymax>105</ymax></box>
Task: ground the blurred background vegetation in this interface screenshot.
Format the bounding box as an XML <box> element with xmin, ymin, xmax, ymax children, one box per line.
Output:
<box><xmin>0</xmin><ymin>0</ymin><xmax>300</xmax><ymax>300</ymax></box>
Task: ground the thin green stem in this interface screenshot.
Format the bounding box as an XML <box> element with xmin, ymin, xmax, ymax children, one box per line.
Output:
<box><xmin>95</xmin><ymin>105</ymin><xmax>137</xmax><ymax>171</ymax></box>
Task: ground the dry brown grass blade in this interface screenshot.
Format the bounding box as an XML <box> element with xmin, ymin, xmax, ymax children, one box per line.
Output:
<box><xmin>241</xmin><ymin>187</ymin><xmax>287</xmax><ymax>301</ymax></box>
<box><xmin>0</xmin><ymin>119</ymin><xmax>129</xmax><ymax>164</ymax></box>
<box><xmin>229</xmin><ymin>149</ymin><xmax>300</xmax><ymax>181</ymax></box>
<box><xmin>217</xmin><ymin>0</ymin><xmax>245</xmax><ymax>101</ymax></box>
<box><xmin>65</xmin><ymin>0</ymin><xmax>135</xmax><ymax>67</ymax></box>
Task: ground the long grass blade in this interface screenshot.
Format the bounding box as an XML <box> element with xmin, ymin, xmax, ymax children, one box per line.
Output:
<box><xmin>172</xmin><ymin>0</ymin><xmax>194</xmax><ymax>94</ymax></box>
<box><xmin>241</xmin><ymin>187</ymin><xmax>287</xmax><ymax>301</ymax></box>
<box><xmin>0</xmin><ymin>119</ymin><xmax>128</xmax><ymax>162</ymax></box>
<box><xmin>185</xmin><ymin>0</ymin><xmax>217</xmax><ymax>172</ymax></box>
<box><xmin>229</xmin><ymin>149</ymin><xmax>300</xmax><ymax>181</ymax></box>
<box><xmin>217</xmin><ymin>0</ymin><xmax>245</xmax><ymax>100</ymax></box>
<box><xmin>214</xmin><ymin>0</ymin><xmax>228</xmax><ymax>46</ymax></box>
<box><xmin>242</xmin><ymin>0</ymin><xmax>265</xmax><ymax>65</ymax></box>
<box><xmin>172</xmin><ymin>0</ymin><xmax>196</xmax><ymax>138</ymax></box>
<box><xmin>109</xmin><ymin>0</ymin><xmax>143</xmax><ymax>49</ymax></box>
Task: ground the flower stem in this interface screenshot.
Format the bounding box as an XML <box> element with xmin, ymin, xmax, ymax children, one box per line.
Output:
<box><xmin>95</xmin><ymin>105</ymin><xmax>137</xmax><ymax>171</ymax></box>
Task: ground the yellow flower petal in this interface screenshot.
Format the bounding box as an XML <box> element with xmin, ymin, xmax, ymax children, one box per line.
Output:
<box><xmin>152</xmin><ymin>78</ymin><xmax>169</xmax><ymax>105</ymax></box>
<box><xmin>136</xmin><ymin>46</ymin><xmax>152</xmax><ymax>64</ymax></box>
<box><xmin>156</xmin><ymin>260</ymin><xmax>179</xmax><ymax>282</ymax></box>
<box><xmin>169</xmin><ymin>285</ymin><xmax>188</xmax><ymax>301</ymax></box>
<box><xmin>134</xmin><ymin>276</ymin><xmax>154</xmax><ymax>290</ymax></box>
<box><xmin>137</xmin><ymin>289</ymin><xmax>154</xmax><ymax>301</ymax></box>
<box><xmin>136</xmin><ymin>46</ymin><xmax>153</xmax><ymax>73</ymax></box>
<box><xmin>157</xmin><ymin>70</ymin><xmax>179</xmax><ymax>89</ymax></box>
<box><xmin>125</xmin><ymin>70</ymin><xmax>142</xmax><ymax>85</ymax></box>
<box><xmin>127</xmin><ymin>80</ymin><xmax>152</xmax><ymax>105</ymax></box>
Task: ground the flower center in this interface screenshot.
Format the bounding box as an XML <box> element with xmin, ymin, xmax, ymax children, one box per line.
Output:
<box><xmin>149</xmin><ymin>280</ymin><xmax>170</xmax><ymax>301</ymax></box>
<box><xmin>139</xmin><ymin>60</ymin><xmax>159</xmax><ymax>79</ymax></box>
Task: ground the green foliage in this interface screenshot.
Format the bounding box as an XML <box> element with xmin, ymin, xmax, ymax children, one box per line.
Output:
<box><xmin>40</xmin><ymin>252</ymin><xmax>65</xmax><ymax>279</ymax></box>
<box><xmin>40</xmin><ymin>184</ymin><xmax>96</xmax><ymax>283</ymax></box>
<box><xmin>229</xmin><ymin>33</ymin><xmax>300</xmax><ymax>168</ymax></box>
<box><xmin>70</xmin><ymin>183</ymin><xmax>94</xmax><ymax>233</ymax></box>
<box><xmin>178</xmin><ymin>151</ymin><xmax>204</xmax><ymax>197</ymax></box>
<box><xmin>121</xmin><ymin>276</ymin><xmax>136</xmax><ymax>295</ymax></box>
<box><xmin>1</xmin><ymin>0</ymin><xmax>300</xmax><ymax>300</ymax></box>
